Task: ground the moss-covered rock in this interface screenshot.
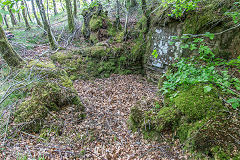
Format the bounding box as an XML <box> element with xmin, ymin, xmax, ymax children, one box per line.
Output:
<box><xmin>128</xmin><ymin>82</ymin><xmax>240</xmax><ymax>158</ymax></box>
<box><xmin>174</xmin><ymin>84</ymin><xmax>224</xmax><ymax>121</ymax></box>
<box><xmin>115</xmin><ymin>32</ymin><xmax>125</xmax><ymax>43</ymax></box>
<box><xmin>83</xmin><ymin>45</ymin><xmax>110</xmax><ymax>58</ymax></box>
<box><xmin>128</xmin><ymin>106</ymin><xmax>144</xmax><ymax>131</ymax></box>
<box><xmin>155</xmin><ymin>106</ymin><xmax>180</xmax><ymax>132</ymax></box>
<box><xmin>90</xmin><ymin>15</ymin><xmax>103</xmax><ymax>31</ymax></box>
<box><xmin>51</xmin><ymin>51</ymin><xmax>84</xmax><ymax>80</ymax></box>
<box><xmin>90</xmin><ymin>32</ymin><xmax>99</xmax><ymax>44</ymax></box>
<box><xmin>14</xmin><ymin>61</ymin><xmax>84</xmax><ymax>132</ymax></box>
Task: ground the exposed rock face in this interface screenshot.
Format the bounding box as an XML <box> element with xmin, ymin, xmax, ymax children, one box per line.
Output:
<box><xmin>145</xmin><ymin>22</ymin><xmax>183</xmax><ymax>82</ymax></box>
<box><xmin>144</xmin><ymin>0</ymin><xmax>240</xmax><ymax>81</ymax></box>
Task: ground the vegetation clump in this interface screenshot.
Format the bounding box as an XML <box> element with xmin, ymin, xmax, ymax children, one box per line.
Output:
<box><xmin>129</xmin><ymin>83</ymin><xmax>239</xmax><ymax>158</ymax></box>
<box><xmin>14</xmin><ymin>61</ymin><xmax>84</xmax><ymax>132</ymax></box>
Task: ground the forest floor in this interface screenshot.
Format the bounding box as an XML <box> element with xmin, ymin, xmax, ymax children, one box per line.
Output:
<box><xmin>1</xmin><ymin>74</ymin><xmax>185</xmax><ymax>159</ymax></box>
<box><xmin>1</xmin><ymin>9</ymin><xmax>186</xmax><ymax>159</ymax></box>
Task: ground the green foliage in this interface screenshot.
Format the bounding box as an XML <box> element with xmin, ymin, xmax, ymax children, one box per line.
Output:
<box><xmin>224</xmin><ymin>1</ymin><xmax>240</xmax><ymax>24</ymax></box>
<box><xmin>161</xmin><ymin>0</ymin><xmax>200</xmax><ymax>17</ymax></box>
<box><xmin>82</xmin><ymin>0</ymin><xmax>100</xmax><ymax>9</ymax></box>
<box><xmin>160</xmin><ymin>58</ymin><xmax>240</xmax><ymax>109</ymax></box>
<box><xmin>151</xmin><ymin>49</ymin><xmax>158</xmax><ymax>58</ymax></box>
<box><xmin>0</xmin><ymin>0</ymin><xmax>24</xmax><ymax>23</ymax></box>
<box><xmin>166</xmin><ymin>27</ymin><xmax>240</xmax><ymax>110</ymax></box>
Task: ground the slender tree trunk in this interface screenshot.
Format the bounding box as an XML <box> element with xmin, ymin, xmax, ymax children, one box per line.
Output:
<box><xmin>65</xmin><ymin>0</ymin><xmax>75</xmax><ymax>32</ymax></box>
<box><xmin>7</xmin><ymin>6</ymin><xmax>18</xmax><ymax>26</ymax></box>
<box><xmin>2</xmin><ymin>7</ymin><xmax>9</xmax><ymax>28</ymax></box>
<box><xmin>73</xmin><ymin>0</ymin><xmax>77</xmax><ymax>18</ymax></box>
<box><xmin>130</xmin><ymin>0</ymin><xmax>137</xmax><ymax>7</ymax></box>
<box><xmin>52</xmin><ymin>0</ymin><xmax>58</xmax><ymax>15</ymax></box>
<box><xmin>78</xmin><ymin>0</ymin><xmax>81</xmax><ymax>8</ymax></box>
<box><xmin>141</xmin><ymin>0</ymin><xmax>150</xmax><ymax>33</ymax></box>
<box><xmin>21</xmin><ymin>1</ymin><xmax>31</xmax><ymax>30</ymax></box>
<box><xmin>16</xmin><ymin>2</ymin><xmax>22</xmax><ymax>22</ymax></box>
<box><xmin>47</xmin><ymin>0</ymin><xmax>50</xmax><ymax>22</ymax></box>
<box><xmin>127</xmin><ymin>0</ymin><xmax>137</xmax><ymax>7</ymax></box>
<box><xmin>0</xmin><ymin>25</ymin><xmax>24</xmax><ymax>67</ymax></box>
<box><xmin>24</xmin><ymin>0</ymin><xmax>33</xmax><ymax>23</ymax></box>
<box><xmin>3</xmin><ymin>15</ymin><xmax>9</xmax><ymax>28</ymax></box>
<box><xmin>124</xmin><ymin>10</ymin><xmax>129</xmax><ymax>37</ymax></box>
<box><xmin>141</xmin><ymin>0</ymin><xmax>146</xmax><ymax>15</ymax></box>
<box><xmin>60</xmin><ymin>0</ymin><xmax>65</xmax><ymax>11</ymax></box>
<box><xmin>31</xmin><ymin>0</ymin><xmax>42</xmax><ymax>26</ymax></box>
<box><xmin>124</xmin><ymin>0</ymin><xmax>129</xmax><ymax>39</ymax></box>
<box><xmin>36</xmin><ymin>0</ymin><xmax>58</xmax><ymax>50</ymax></box>
<box><xmin>115</xmin><ymin>0</ymin><xmax>120</xmax><ymax>29</ymax></box>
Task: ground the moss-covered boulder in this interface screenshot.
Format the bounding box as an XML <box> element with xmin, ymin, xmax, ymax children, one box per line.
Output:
<box><xmin>174</xmin><ymin>84</ymin><xmax>224</xmax><ymax>121</ymax></box>
<box><xmin>155</xmin><ymin>106</ymin><xmax>180</xmax><ymax>132</ymax></box>
<box><xmin>14</xmin><ymin>61</ymin><xmax>84</xmax><ymax>132</ymax></box>
<box><xmin>128</xmin><ymin>83</ymin><xmax>240</xmax><ymax>158</ymax></box>
<box><xmin>81</xmin><ymin>2</ymin><xmax>113</xmax><ymax>44</ymax></box>
<box><xmin>83</xmin><ymin>45</ymin><xmax>111</xmax><ymax>58</ymax></box>
<box><xmin>90</xmin><ymin>15</ymin><xmax>103</xmax><ymax>31</ymax></box>
<box><xmin>51</xmin><ymin>51</ymin><xmax>84</xmax><ymax>80</ymax></box>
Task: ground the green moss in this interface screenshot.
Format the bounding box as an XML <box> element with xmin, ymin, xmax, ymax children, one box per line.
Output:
<box><xmin>50</xmin><ymin>51</ymin><xmax>84</xmax><ymax>79</ymax></box>
<box><xmin>28</xmin><ymin>60</ymin><xmax>56</xmax><ymax>69</ymax></box>
<box><xmin>174</xmin><ymin>84</ymin><xmax>224</xmax><ymax>121</ymax></box>
<box><xmin>128</xmin><ymin>106</ymin><xmax>144</xmax><ymax>131</ymax></box>
<box><xmin>182</xmin><ymin>0</ymin><xmax>235</xmax><ymax>34</ymax></box>
<box><xmin>155</xmin><ymin>106</ymin><xmax>180</xmax><ymax>132</ymax></box>
<box><xmin>50</xmin><ymin>52</ymin><xmax>73</xmax><ymax>64</ymax></box>
<box><xmin>138</xmin><ymin>15</ymin><xmax>148</xmax><ymax>33</ymax></box>
<box><xmin>107</xmin><ymin>27</ymin><xmax>117</xmax><ymax>37</ymax></box>
<box><xmin>39</xmin><ymin>126</ymin><xmax>61</xmax><ymax>140</ymax></box>
<box><xmin>90</xmin><ymin>15</ymin><xmax>103</xmax><ymax>31</ymax></box>
<box><xmin>14</xmin><ymin>67</ymin><xmax>84</xmax><ymax>132</ymax></box>
<box><xmin>115</xmin><ymin>32</ymin><xmax>125</xmax><ymax>43</ymax></box>
<box><xmin>90</xmin><ymin>33</ymin><xmax>98</xmax><ymax>44</ymax></box>
<box><xmin>84</xmin><ymin>45</ymin><xmax>110</xmax><ymax>58</ymax></box>
<box><xmin>131</xmin><ymin>33</ymin><xmax>146</xmax><ymax>62</ymax></box>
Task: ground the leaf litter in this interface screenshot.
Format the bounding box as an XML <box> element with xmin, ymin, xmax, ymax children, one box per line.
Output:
<box><xmin>1</xmin><ymin>74</ymin><xmax>185</xmax><ymax>159</ymax></box>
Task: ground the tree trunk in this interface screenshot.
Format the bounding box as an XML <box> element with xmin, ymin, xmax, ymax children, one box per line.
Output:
<box><xmin>78</xmin><ymin>0</ymin><xmax>81</xmax><ymax>8</ymax></box>
<box><xmin>141</xmin><ymin>0</ymin><xmax>150</xmax><ymax>33</ymax></box>
<box><xmin>3</xmin><ymin>15</ymin><xmax>9</xmax><ymax>28</ymax></box>
<box><xmin>0</xmin><ymin>25</ymin><xmax>24</xmax><ymax>67</ymax></box>
<box><xmin>124</xmin><ymin>9</ymin><xmax>129</xmax><ymax>38</ymax></box>
<box><xmin>46</xmin><ymin>0</ymin><xmax>50</xmax><ymax>22</ymax></box>
<box><xmin>127</xmin><ymin>0</ymin><xmax>137</xmax><ymax>7</ymax></box>
<box><xmin>60</xmin><ymin>0</ymin><xmax>65</xmax><ymax>11</ymax></box>
<box><xmin>16</xmin><ymin>2</ymin><xmax>22</xmax><ymax>22</ymax></box>
<box><xmin>21</xmin><ymin>1</ymin><xmax>31</xmax><ymax>30</ymax></box>
<box><xmin>65</xmin><ymin>0</ymin><xmax>75</xmax><ymax>33</ymax></box>
<box><xmin>36</xmin><ymin>0</ymin><xmax>58</xmax><ymax>50</ymax></box>
<box><xmin>2</xmin><ymin>7</ymin><xmax>9</xmax><ymax>28</ymax></box>
<box><xmin>115</xmin><ymin>0</ymin><xmax>121</xmax><ymax>29</ymax></box>
<box><xmin>52</xmin><ymin>0</ymin><xmax>58</xmax><ymax>15</ymax></box>
<box><xmin>31</xmin><ymin>0</ymin><xmax>42</xmax><ymax>26</ymax></box>
<box><xmin>7</xmin><ymin>6</ymin><xmax>18</xmax><ymax>26</ymax></box>
<box><xmin>24</xmin><ymin>0</ymin><xmax>33</xmax><ymax>23</ymax></box>
<box><xmin>141</xmin><ymin>0</ymin><xmax>146</xmax><ymax>15</ymax></box>
<box><xmin>73</xmin><ymin>0</ymin><xmax>77</xmax><ymax>18</ymax></box>
<box><xmin>124</xmin><ymin>0</ymin><xmax>129</xmax><ymax>39</ymax></box>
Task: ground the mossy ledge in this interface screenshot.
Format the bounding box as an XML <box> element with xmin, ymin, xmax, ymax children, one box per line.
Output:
<box><xmin>14</xmin><ymin>60</ymin><xmax>85</xmax><ymax>133</ymax></box>
<box><xmin>128</xmin><ymin>83</ymin><xmax>240</xmax><ymax>159</ymax></box>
